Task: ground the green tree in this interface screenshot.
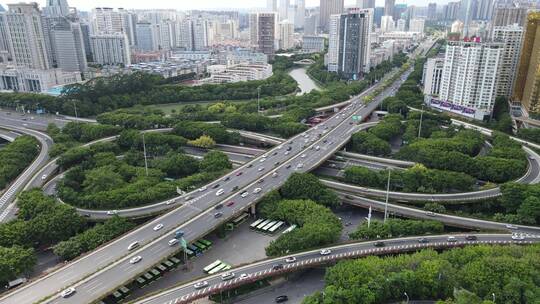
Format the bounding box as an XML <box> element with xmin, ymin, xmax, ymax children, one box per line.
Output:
<box><xmin>199</xmin><ymin>150</ymin><xmax>232</xmax><ymax>172</ymax></box>
<box><xmin>188</xmin><ymin>135</ymin><xmax>216</xmax><ymax>148</ymax></box>
<box><xmin>280</xmin><ymin>173</ymin><xmax>339</xmax><ymax>206</ymax></box>
<box><xmin>82</xmin><ymin>166</ymin><xmax>125</xmax><ymax>193</ymax></box>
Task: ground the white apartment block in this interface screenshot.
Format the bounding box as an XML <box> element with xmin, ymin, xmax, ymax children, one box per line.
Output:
<box><xmin>439</xmin><ymin>41</ymin><xmax>503</xmax><ymax>112</ymax></box>
<box><xmin>380</xmin><ymin>15</ymin><xmax>394</xmax><ymax>32</ymax></box>
<box><xmin>5</xmin><ymin>3</ymin><xmax>50</xmax><ymax>70</ymax></box>
<box><xmin>396</xmin><ymin>19</ymin><xmax>406</xmax><ymax>31</ymax></box>
<box><xmin>279</xmin><ymin>21</ymin><xmax>294</xmax><ymax>50</ymax></box>
<box><xmin>409</xmin><ymin>18</ymin><xmax>425</xmax><ymax>34</ymax></box>
<box><xmin>326</xmin><ymin>14</ymin><xmax>340</xmax><ymax>72</ymax></box>
<box><xmin>92</xmin><ymin>7</ymin><xmax>124</xmax><ymax>34</ymax></box>
<box><xmin>90</xmin><ymin>33</ymin><xmax>131</xmax><ymax>66</ymax></box>
<box><xmin>423</xmin><ymin>57</ymin><xmax>445</xmax><ymax>96</ymax></box>
<box><xmin>492</xmin><ymin>24</ymin><xmax>524</xmax><ymax>99</ymax></box>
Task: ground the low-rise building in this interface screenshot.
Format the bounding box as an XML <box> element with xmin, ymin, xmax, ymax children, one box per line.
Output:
<box><xmin>199</xmin><ymin>63</ymin><xmax>273</xmax><ymax>84</ymax></box>
<box><xmin>128</xmin><ymin>60</ymin><xmax>206</xmax><ymax>79</ymax></box>
<box><xmin>302</xmin><ymin>36</ymin><xmax>325</xmax><ymax>53</ymax></box>
<box><xmin>0</xmin><ymin>66</ymin><xmax>82</xmax><ymax>93</ymax></box>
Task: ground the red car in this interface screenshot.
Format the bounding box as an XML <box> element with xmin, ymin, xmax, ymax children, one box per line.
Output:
<box><xmin>226</xmin><ymin>201</ymin><xmax>235</xmax><ymax>207</ymax></box>
<box><xmin>236</xmin><ymin>172</ymin><xmax>243</xmax><ymax>176</ymax></box>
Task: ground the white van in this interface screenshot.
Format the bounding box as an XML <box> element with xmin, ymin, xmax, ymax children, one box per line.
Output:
<box><xmin>216</xmin><ymin>189</ymin><xmax>225</xmax><ymax>196</ymax></box>
<box><xmin>168</xmin><ymin>239</ymin><xmax>179</xmax><ymax>246</ymax></box>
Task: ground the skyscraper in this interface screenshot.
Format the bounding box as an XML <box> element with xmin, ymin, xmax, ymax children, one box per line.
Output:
<box><xmin>135</xmin><ymin>22</ymin><xmax>158</xmax><ymax>51</ymax></box>
<box><xmin>49</xmin><ymin>19</ymin><xmax>87</xmax><ymax>72</ymax></box>
<box><xmin>513</xmin><ymin>12</ymin><xmax>540</xmax><ymax>114</ymax></box>
<box><xmin>492</xmin><ymin>24</ymin><xmax>524</xmax><ymax>98</ymax></box>
<box><xmin>5</xmin><ymin>3</ymin><xmax>50</xmax><ymax>69</ymax></box>
<box><xmin>320</xmin><ymin>0</ymin><xmax>344</xmax><ymax>32</ymax></box>
<box><xmin>459</xmin><ymin>0</ymin><xmax>474</xmax><ymax>36</ymax></box>
<box><xmin>192</xmin><ymin>17</ymin><xmax>209</xmax><ymax>51</ymax></box>
<box><xmin>267</xmin><ymin>0</ymin><xmax>278</xmax><ymax>12</ymax></box>
<box><xmin>423</xmin><ymin>57</ymin><xmax>445</xmax><ymax>96</ymax></box>
<box><xmin>279</xmin><ymin>21</ymin><xmax>294</xmax><ymax>49</ymax></box>
<box><xmin>326</xmin><ymin>14</ymin><xmax>340</xmax><ymax>72</ymax></box>
<box><xmin>427</xmin><ymin>3</ymin><xmax>437</xmax><ymax>21</ymax></box>
<box><xmin>327</xmin><ymin>9</ymin><xmax>372</xmax><ymax>79</ymax></box>
<box><xmin>357</xmin><ymin>0</ymin><xmax>375</xmax><ymax>9</ymax></box>
<box><xmin>250</xmin><ymin>12</ymin><xmax>276</xmax><ymax>58</ymax></box>
<box><xmin>92</xmin><ymin>7</ymin><xmax>124</xmax><ymax>34</ymax></box>
<box><xmin>295</xmin><ymin>0</ymin><xmax>306</xmax><ymax>29</ymax></box>
<box><xmin>279</xmin><ymin>0</ymin><xmax>290</xmax><ymax>21</ymax></box>
<box><xmin>384</xmin><ymin>0</ymin><xmax>395</xmax><ymax>17</ymax></box>
<box><xmin>475</xmin><ymin>0</ymin><xmax>494</xmax><ymax>20</ymax></box>
<box><xmin>492</xmin><ymin>5</ymin><xmax>531</xmax><ymax>27</ymax></box>
<box><xmin>44</xmin><ymin>0</ymin><xmax>70</xmax><ymax>17</ymax></box>
<box><xmin>90</xmin><ymin>33</ymin><xmax>131</xmax><ymax>66</ymax></box>
<box><xmin>409</xmin><ymin>18</ymin><xmax>425</xmax><ymax>33</ymax></box>
<box><xmin>440</xmin><ymin>40</ymin><xmax>503</xmax><ymax>112</ymax></box>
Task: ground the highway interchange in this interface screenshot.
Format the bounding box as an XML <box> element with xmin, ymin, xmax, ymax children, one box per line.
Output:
<box><xmin>3</xmin><ymin>36</ymin><xmax>539</xmax><ymax>304</ymax></box>
<box><xmin>0</xmin><ymin>39</ymin><xmax>421</xmax><ymax>303</ymax></box>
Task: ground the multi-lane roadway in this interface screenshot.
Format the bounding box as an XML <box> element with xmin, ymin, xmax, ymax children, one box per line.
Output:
<box><xmin>0</xmin><ymin>38</ymin><xmax>437</xmax><ymax>304</ymax></box>
<box><xmin>134</xmin><ymin>234</ymin><xmax>536</xmax><ymax>304</ymax></box>
<box><xmin>0</xmin><ymin>124</ymin><xmax>53</xmax><ymax>222</ymax></box>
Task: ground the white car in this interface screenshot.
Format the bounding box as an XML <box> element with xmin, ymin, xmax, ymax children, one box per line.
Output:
<box><xmin>107</xmin><ymin>210</ymin><xmax>118</xmax><ymax>215</ymax></box>
<box><xmin>272</xmin><ymin>172</ymin><xmax>278</xmax><ymax>178</ymax></box>
<box><xmin>239</xmin><ymin>273</ymin><xmax>250</xmax><ymax>280</ymax></box>
<box><xmin>511</xmin><ymin>233</ymin><xmax>525</xmax><ymax>240</ymax></box>
<box><xmin>153</xmin><ymin>224</ymin><xmax>164</xmax><ymax>231</ymax></box>
<box><xmin>253</xmin><ymin>188</ymin><xmax>262</xmax><ymax>194</ymax></box>
<box><xmin>505</xmin><ymin>224</ymin><xmax>518</xmax><ymax>229</ymax></box>
<box><xmin>128</xmin><ymin>241</ymin><xmax>139</xmax><ymax>250</ymax></box>
<box><xmin>216</xmin><ymin>189</ymin><xmax>225</xmax><ymax>196</ymax></box>
<box><xmin>41</xmin><ymin>174</ymin><xmax>47</xmax><ymax>180</ymax></box>
<box><xmin>129</xmin><ymin>256</ymin><xmax>142</xmax><ymax>264</ymax></box>
<box><xmin>194</xmin><ymin>281</ymin><xmax>209</xmax><ymax>289</ymax></box>
<box><xmin>301</xmin><ymin>154</ymin><xmax>306</xmax><ymax>158</ymax></box>
<box><xmin>258</xmin><ymin>167</ymin><xmax>265</xmax><ymax>172</ymax></box>
<box><xmin>315</xmin><ymin>146</ymin><xmax>320</xmax><ymax>151</ymax></box>
<box><xmin>60</xmin><ymin>287</ymin><xmax>76</xmax><ymax>298</ymax></box>
<box><xmin>447</xmin><ymin>236</ymin><xmax>457</xmax><ymax>242</ymax></box>
<box><xmin>425</xmin><ymin>211</ymin><xmax>436</xmax><ymax>217</ymax></box>
<box><xmin>198</xmin><ymin>186</ymin><xmax>207</xmax><ymax>192</ymax></box>
<box><xmin>296</xmin><ymin>163</ymin><xmax>304</xmax><ymax>169</ymax></box>
<box><xmin>241</xmin><ymin>192</ymin><xmax>249</xmax><ymax>198</ymax></box>
<box><xmin>165</xmin><ymin>200</ymin><xmax>174</xmax><ymax>205</ymax></box>
<box><xmin>277</xmin><ymin>145</ymin><xmax>283</xmax><ymax>150</ymax></box>
<box><xmin>221</xmin><ymin>272</ymin><xmax>235</xmax><ymax>281</ymax></box>
<box><xmin>168</xmin><ymin>239</ymin><xmax>179</xmax><ymax>246</ymax></box>
<box><xmin>320</xmin><ymin>249</ymin><xmax>331</xmax><ymax>255</ymax></box>
<box><xmin>259</xmin><ymin>158</ymin><xmax>266</xmax><ymax>163</ymax></box>
<box><xmin>284</xmin><ymin>151</ymin><xmax>290</xmax><ymax>155</ymax></box>
<box><xmin>285</xmin><ymin>257</ymin><xmax>297</xmax><ymax>263</ymax></box>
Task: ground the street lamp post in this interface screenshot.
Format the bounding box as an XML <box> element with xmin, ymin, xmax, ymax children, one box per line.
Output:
<box><xmin>384</xmin><ymin>169</ymin><xmax>391</xmax><ymax>223</ymax></box>
<box><xmin>142</xmin><ymin>133</ymin><xmax>149</xmax><ymax>177</ymax></box>
<box><xmin>72</xmin><ymin>100</ymin><xmax>78</xmax><ymax>118</ymax></box>
<box><xmin>418</xmin><ymin>104</ymin><xmax>424</xmax><ymax>138</ymax></box>
<box><xmin>492</xmin><ymin>293</ymin><xmax>496</xmax><ymax>303</ymax></box>
<box><xmin>257</xmin><ymin>86</ymin><xmax>261</xmax><ymax>115</ymax></box>
<box><xmin>404</xmin><ymin>292</ymin><xmax>409</xmax><ymax>304</ymax></box>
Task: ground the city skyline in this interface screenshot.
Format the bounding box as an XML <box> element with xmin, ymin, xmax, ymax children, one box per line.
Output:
<box><xmin>2</xmin><ymin>0</ymin><xmax>452</xmax><ymax>11</ymax></box>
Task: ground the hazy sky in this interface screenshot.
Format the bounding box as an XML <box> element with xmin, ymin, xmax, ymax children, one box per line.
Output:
<box><xmin>3</xmin><ymin>0</ymin><xmax>449</xmax><ymax>11</ymax></box>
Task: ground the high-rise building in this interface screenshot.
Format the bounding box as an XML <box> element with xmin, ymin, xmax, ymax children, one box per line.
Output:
<box><xmin>475</xmin><ymin>0</ymin><xmax>494</xmax><ymax>20</ymax></box>
<box><xmin>118</xmin><ymin>9</ymin><xmax>137</xmax><ymax>46</ymax></box>
<box><xmin>492</xmin><ymin>24</ymin><xmax>524</xmax><ymax>98</ymax></box>
<box><xmin>423</xmin><ymin>57</ymin><xmax>444</xmax><ymax>96</ymax></box>
<box><xmin>492</xmin><ymin>5</ymin><xmax>531</xmax><ymax>27</ymax></box>
<box><xmin>90</xmin><ymin>33</ymin><xmax>131</xmax><ymax>66</ymax></box>
<box><xmin>192</xmin><ymin>17</ymin><xmax>209</xmax><ymax>51</ymax></box>
<box><xmin>357</xmin><ymin>0</ymin><xmax>375</xmax><ymax>9</ymax></box>
<box><xmin>384</xmin><ymin>0</ymin><xmax>395</xmax><ymax>17</ymax></box>
<box><xmin>427</xmin><ymin>3</ymin><xmax>437</xmax><ymax>21</ymax></box>
<box><xmin>409</xmin><ymin>18</ymin><xmax>425</xmax><ymax>33</ymax></box>
<box><xmin>267</xmin><ymin>0</ymin><xmax>278</xmax><ymax>12</ymax></box>
<box><xmin>279</xmin><ymin>21</ymin><xmax>294</xmax><ymax>49</ymax></box>
<box><xmin>513</xmin><ymin>12</ymin><xmax>540</xmax><ymax>114</ymax></box>
<box><xmin>49</xmin><ymin>19</ymin><xmax>87</xmax><ymax>72</ymax></box>
<box><xmin>5</xmin><ymin>3</ymin><xmax>50</xmax><ymax>69</ymax></box>
<box><xmin>320</xmin><ymin>0</ymin><xmax>344</xmax><ymax>32</ymax></box>
<box><xmin>295</xmin><ymin>0</ymin><xmax>306</xmax><ymax>29</ymax></box>
<box><xmin>279</xmin><ymin>0</ymin><xmax>290</xmax><ymax>21</ymax></box>
<box><xmin>459</xmin><ymin>0</ymin><xmax>475</xmax><ymax>36</ymax></box>
<box><xmin>326</xmin><ymin>14</ymin><xmax>340</xmax><ymax>72</ymax></box>
<box><xmin>327</xmin><ymin>9</ymin><xmax>372</xmax><ymax>79</ymax></box>
<box><xmin>135</xmin><ymin>22</ymin><xmax>158</xmax><ymax>51</ymax></box>
<box><xmin>177</xmin><ymin>18</ymin><xmax>194</xmax><ymax>50</ymax></box>
<box><xmin>440</xmin><ymin>40</ymin><xmax>503</xmax><ymax>112</ymax></box>
<box><xmin>80</xmin><ymin>22</ymin><xmax>93</xmax><ymax>61</ymax></box>
<box><xmin>381</xmin><ymin>15</ymin><xmax>395</xmax><ymax>32</ymax></box>
<box><xmin>250</xmin><ymin>12</ymin><xmax>276</xmax><ymax>58</ymax></box>
<box><xmin>393</xmin><ymin>4</ymin><xmax>407</xmax><ymax>21</ymax></box>
<box><xmin>396</xmin><ymin>18</ymin><xmax>406</xmax><ymax>31</ymax></box>
<box><xmin>43</xmin><ymin>0</ymin><xmax>70</xmax><ymax>17</ymax></box>
<box><xmin>374</xmin><ymin>7</ymin><xmax>384</xmax><ymax>27</ymax></box>
<box><xmin>443</xmin><ymin>2</ymin><xmax>460</xmax><ymax>21</ymax></box>
<box><xmin>92</xmin><ymin>7</ymin><xmax>124</xmax><ymax>34</ymax></box>
<box><xmin>304</xmin><ymin>13</ymin><xmax>318</xmax><ymax>35</ymax></box>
